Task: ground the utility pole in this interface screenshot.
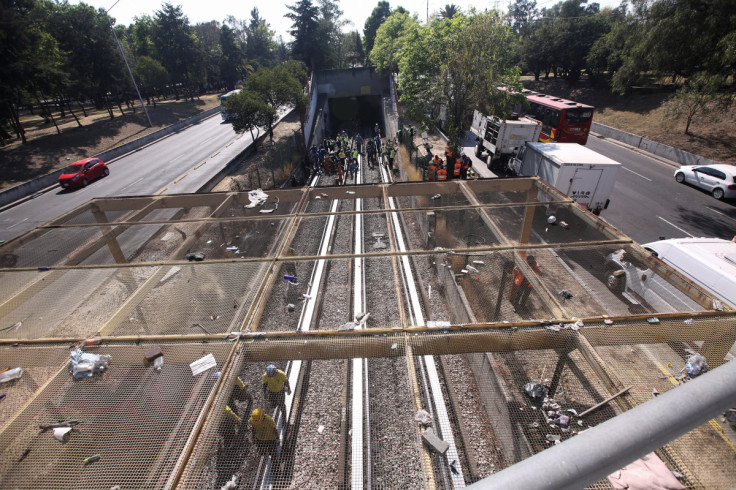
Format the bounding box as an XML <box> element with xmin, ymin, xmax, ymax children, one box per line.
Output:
<box><xmin>107</xmin><ymin>0</ymin><xmax>152</xmax><ymax>127</ymax></box>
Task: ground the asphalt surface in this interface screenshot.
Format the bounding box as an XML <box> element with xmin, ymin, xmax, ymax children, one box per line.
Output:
<box><xmin>0</xmin><ymin>114</ymin><xmax>250</xmax><ymax>243</ymax></box>
<box><xmin>2</xmin><ymin>114</ymin><xmax>736</xmax><ymax>247</ymax></box>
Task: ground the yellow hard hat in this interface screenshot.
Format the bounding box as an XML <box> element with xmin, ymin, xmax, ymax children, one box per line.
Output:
<box><xmin>250</xmin><ymin>408</ymin><xmax>265</xmax><ymax>425</ymax></box>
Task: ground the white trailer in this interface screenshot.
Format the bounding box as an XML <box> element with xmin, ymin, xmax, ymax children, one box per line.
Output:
<box><xmin>510</xmin><ymin>142</ymin><xmax>621</xmax><ymax>214</ymax></box>
<box><xmin>470</xmin><ymin>110</ymin><xmax>542</xmax><ymax>172</ymax></box>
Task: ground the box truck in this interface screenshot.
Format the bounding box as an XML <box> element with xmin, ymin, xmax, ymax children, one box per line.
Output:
<box><xmin>470</xmin><ymin>110</ymin><xmax>542</xmax><ymax>173</ymax></box>
<box><xmin>509</xmin><ymin>142</ymin><xmax>621</xmax><ymax>214</ymax></box>
<box><xmin>642</xmin><ymin>237</ymin><xmax>736</xmax><ymax>309</ymax></box>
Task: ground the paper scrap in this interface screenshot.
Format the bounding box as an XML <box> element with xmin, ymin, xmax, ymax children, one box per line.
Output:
<box><xmin>190</xmin><ymin>353</ymin><xmax>217</xmax><ymax>376</ymax></box>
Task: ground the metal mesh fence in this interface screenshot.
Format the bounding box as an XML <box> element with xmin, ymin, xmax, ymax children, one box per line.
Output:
<box><xmin>1</xmin><ymin>179</ymin><xmax>735</xmax><ymax>489</ymax></box>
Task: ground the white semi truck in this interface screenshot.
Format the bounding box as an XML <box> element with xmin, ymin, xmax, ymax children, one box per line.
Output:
<box><xmin>510</xmin><ymin>142</ymin><xmax>621</xmax><ymax>215</ymax></box>
<box><xmin>470</xmin><ymin>110</ymin><xmax>542</xmax><ymax>173</ymax></box>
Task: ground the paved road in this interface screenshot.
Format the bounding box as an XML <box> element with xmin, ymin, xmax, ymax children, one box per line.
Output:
<box><xmin>586</xmin><ymin>135</ymin><xmax>736</xmax><ymax>244</ymax></box>
<box><xmin>0</xmin><ymin>114</ymin><xmax>251</xmax><ymax>243</ymax></box>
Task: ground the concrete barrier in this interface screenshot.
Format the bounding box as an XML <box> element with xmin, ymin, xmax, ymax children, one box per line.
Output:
<box><xmin>591</xmin><ymin>121</ymin><xmax>723</xmax><ymax>168</ymax></box>
<box><xmin>0</xmin><ymin>106</ymin><xmax>220</xmax><ymax>209</ymax></box>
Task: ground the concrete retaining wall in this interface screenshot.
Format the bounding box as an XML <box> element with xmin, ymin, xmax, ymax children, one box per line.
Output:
<box><xmin>0</xmin><ymin>106</ymin><xmax>220</xmax><ymax>209</ymax></box>
<box><xmin>591</xmin><ymin>122</ymin><xmax>721</xmax><ymax>167</ymax></box>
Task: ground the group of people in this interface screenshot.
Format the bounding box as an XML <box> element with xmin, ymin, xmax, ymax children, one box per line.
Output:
<box><xmin>308</xmin><ymin>127</ymin><xmax>399</xmax><ymax>184</ymax></box>
<box><xmin>230</xmin><ymin>364</ymin><xmax>291</xmax><ymax>461</ymax></box>
<box><xmin>424</xmin><ymin>147</ymin><xmax>473</xmax><ymax>181</ymax></box>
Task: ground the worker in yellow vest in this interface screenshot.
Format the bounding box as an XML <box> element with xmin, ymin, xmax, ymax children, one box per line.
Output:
<box><xmin>263</xmin><ymin>364</ymin><xmax>291</xmax><ymax>415</ymax></box>
<box><xmin>249</xmin><ymin>408</ymin><xmax>279</xmax><ymax>459</ymax></box>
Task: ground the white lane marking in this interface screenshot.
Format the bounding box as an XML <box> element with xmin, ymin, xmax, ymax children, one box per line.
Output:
<box><xmin>622</xmin><ymin>166</ymin><xmax>653</xmax><ymax>182</ymax></box>
<box><xmin>657</xmin><ymin>216</ymin><xmax>695</xmax><ymax>237</ymax></box>
<box><xmin>171</xmin><ymin>154</ymin><xmax>186</xmax><ymax>162</ymax></box>
<box><xmin>7</xmin><ymin>217</ymin><xmax>28</xmax><ymax>229</ymax></box>
<box><xmin>707</xmin><ymin>206</ymin><xmax>733</xmax><ymax>219</ymax></box>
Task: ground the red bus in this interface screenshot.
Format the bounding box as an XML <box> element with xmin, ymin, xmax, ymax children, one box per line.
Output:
<box><xmin>520</xmin><ymin>90</ymin><xmax>594</xmax><ymax>145</ymax></box>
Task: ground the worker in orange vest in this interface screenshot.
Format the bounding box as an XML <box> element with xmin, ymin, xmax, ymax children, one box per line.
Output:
<box><xmin>426</xmin><ymin>162</ymin><xmax>437</xmax><ymax>181</ymax></box>
<box><xmin>453</xmin><ymin>158</ymin><xmax>462</xmax><ymax>179</ymax></box>
<box><xmin>460</xmin><ymin>153</ymin><xmax>472</xmax><ymax>179</ymax></box>
<box><xmin>437</xmin><ymin>166</ymin><xmax>448</xmax><ymax>181</ymax></box>
<box><xmin>509</xmin><ymin>266</ymin><xmax>533</xmax><ymax>312</ymax></box>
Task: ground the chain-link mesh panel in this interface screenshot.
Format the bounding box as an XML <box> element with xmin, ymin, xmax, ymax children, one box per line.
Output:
<box><xmin>0</xmin><ymin>343</ymin><xmax>232</xmax><ymax>490</ymax></box>
<box><xmin>2</xmin><ymin>180</ymin><xmax>735</xmax><ymax>489</ymax></box>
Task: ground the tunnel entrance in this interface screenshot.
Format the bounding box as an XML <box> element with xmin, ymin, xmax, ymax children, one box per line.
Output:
<box><xmin>327</xmin><ymin>95</ymin><xmax>383</xmax><ymax>139</ymax></box>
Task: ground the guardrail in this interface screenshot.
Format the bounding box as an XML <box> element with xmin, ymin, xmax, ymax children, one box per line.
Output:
<box><xmin>591</xmin><ymin>122</ymin><xmax>721</xmax><ymax>167</ymax></box>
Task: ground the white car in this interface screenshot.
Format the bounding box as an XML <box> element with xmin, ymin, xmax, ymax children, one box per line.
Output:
<box><xmin>674</xmin><ymin>164</ymin><xmax>736</xmax><ymax>200</ymax></box>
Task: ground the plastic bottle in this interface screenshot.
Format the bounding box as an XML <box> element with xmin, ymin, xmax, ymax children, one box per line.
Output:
<box><xmin>153</xmin><ymin>356</ymin><xmax>164</xmax><ymax>371</ymax></box>
<box><xmin>0</xmin><ymin>367</ymin><xmax>23</xmax><ymax>383</ymax></box>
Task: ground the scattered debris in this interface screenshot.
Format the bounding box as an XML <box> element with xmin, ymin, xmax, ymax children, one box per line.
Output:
<box><xmin>284</xmin><ymin>275</ymin><xmax>298</xmax><ymax>284</ymax></box>
<box><xmin>83</xmin><ymin>454</ymin><xmax>101</xmax><ymax>465</ymax></box>
<box><xmin>0</xmin><ymin>367</ymin><xmax>23</xmax><ymax>383</ymax></box>
<box><xmin>210</xmin><ymin>315</ymin><xmax>219</xmax><ymax>320</ymax></box>
<box><xmin>415</xmin><ymin>409</ymin><xmax>433</xmax><ymax>427</ymax></box>
<box><xmin>186</xmin><ymin>252</ymin><xmax>205</xmax><ymax>261</ymax></box>
<box><xmin>18</xmin><ymin>448</ymin><xmax>30</xmax><ymax>462</ymax></box>
<box><xmin>317</xmin><ymin>425</ymin><xmax>325</xmax><ymax>434</ymax></box>
<box><xmin>652</xmin><ymin>388</ymin><xmax>659</xmax><ymax>398</ymax></box>
<box><xmin>245</xmin><ymin>189</ymin><xmax>268</xmax><ymax>208</ymax></box>
<box><xmin>190</xmin><ymin>353</ymin><xmax>216</xmax><ymax>376</ymax></box>
<box><xmin>559</xmin><ymin>290</ymin><xmax>574</xmax><ymax>301</ymax></box>
<box><xmin>53</xmin><ymin>427</ymin><xmax>74</xmax><ymax>442</ymax></box>
<box><xmin>144</xmin><ymin>346</ymin><xmax>163</xmax><ymax>362</ymax></box>
<box><xmin>604</xmin><ymin>319</ymin><xmax>614</xmax><ymax>325</ymax></box>
<box><xmin>0</xmin><ymin>320</ymin><xmax>23</xmax><ymax>333</ymax></box>
<box><xmin>40</xmin><ymin>420</ymin><xmax>81</xmax><ymax>433</ymax></box>
<box><xmin>70</xmin><ymin>349</ymin><xmax>110</xmax><ymax>379</ymax></box>
<box><xmin>226</xmin><ymin>246</ymin><xmax>238</xmax><ymax>251</ymax></box>
<box><xmin>449</xmin><ymin>459</ymin><xmax>460</xmax><ymax>475</ymax></box>
<box><xmin>338</xmin><ymin>321</ymin><xmax>357</xmax><ymax>331</ymax></box>
<box><xmin>523</xmin><ymin>382</ymin><xmax>548</xmax><ymax>401</ymax></box>
<box><xmin>287</xmin><ymin>303</ymin><xmax>296</xmax><ymax>312</ymax></box>
<box><xmin>683</xmin><ymin>353</ymin><xmax>708</xmax><ymax>377</ymax></box>
<box><xmin>422</xmin><ymin>428</ymin><xmax>449</xmax><ymax>455</ymax></box>
<box><xmin>579</xmin><ymin>385</ymin><xmax>633</xmax><ymax>417</ymax></box>
<box><xmin>431</xmin><ymin>194</ymin><xmax>441</xmax><ymax>200</ymax></box>
<box><xmin>559</xmin><ymin>221</ymin><xmax>569</xmax><ymax>229</ymax></box>
<box><xmin>713</xmin><ymin>299</ymin><xmax>724</xmax><ymax>311</ymax></box>
<box><xmin>683</xmin><ymin>318</ymin><xmax>693</xmax><ymax>325</ymax></box>
<box><xmin>647</xmin><ymin>317</ymin><xmax>660</xmax><ymax>324</ymax></box>
<box><xmin>427</xmin><ymin>320</ymin><xmax>451</xmax><ymax>329</ymax></box>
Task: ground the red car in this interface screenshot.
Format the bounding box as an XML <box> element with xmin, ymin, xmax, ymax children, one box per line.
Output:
<box><xmin>59</xmin><ymin>158</ymin><xmax>109</xmax><ymax>189</ymax></box>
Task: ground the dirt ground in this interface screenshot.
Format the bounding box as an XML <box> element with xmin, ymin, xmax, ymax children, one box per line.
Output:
<box><xmin>0</xmin><ymin>94</ymin><xmax>221</xmax><ymax>191</ymax></box>
<box><xmin>211</xmin><ymin>111</ymin><xmax>304</xmax><ymax>192</ymax></box>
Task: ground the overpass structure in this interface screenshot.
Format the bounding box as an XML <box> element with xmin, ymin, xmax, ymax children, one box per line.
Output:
<box><xmin>0</xmin><ymin>68</ymin><xmax>735</xmax><ymax>489</ymax></box>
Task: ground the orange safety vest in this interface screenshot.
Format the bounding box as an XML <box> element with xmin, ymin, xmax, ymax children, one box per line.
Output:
<box><xmin>454</xmin><ymin>160</ymin><xmax>462</xmax><ymax>176</ymax></box>
<box><xmin>437</xmin><ymin>168</ymin><xmax>447</xmax><ymax>181</ymax></box>
<box><xmin>427</xmin><ymin>164</ymin><xmax>436</xmax><ymax>181</ymax></box>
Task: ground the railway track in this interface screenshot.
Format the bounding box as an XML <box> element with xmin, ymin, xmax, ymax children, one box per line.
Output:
<box><xmin>232</xmin><ymin>131</ymin><xmax>479</xmax><ymax>489</ymax></box>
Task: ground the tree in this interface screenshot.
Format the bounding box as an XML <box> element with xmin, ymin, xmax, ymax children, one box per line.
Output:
<box><xmin>508</xmin><ymin>0</ymin><xmax>538</xmax><ymax>34</ymax></box>
<box><xmin>224</xmin><ymin>90</ymin><xmax>274</xmax><ymax>148</ymax></box>
<box><xmin>342</xmin><ymin>31</ymin><xmax>365</xmax><ymax>67</ymax></box>
<box><xmin>439</xmin><ymin>4</ymin><xmax>461</xmax><ymax>19</ymax></box>
<box><xmin>45</xmin><ymin>2</ymin><xmax>126</xmax><ymax>118</ymax></box>
<box><xmin>194</xmin><ymin>20</ymin><xmax>223</xmax><ymax>89</ymax></box>
<box><xmin>663</xmin><ymin>73</ymin><xmax>728</xmax><ymax>135</ymax></box>
<box><xmin>243</xmin><ymin>62</ymin><xmax>308</xmax><ymax>141</ymax></box>
<box><xmin>133</xmin><ymin>55</ymin><xmax>170</xmax><ymax>104</ymax></box>
<box><xmin>398</xmin><ymin>11</ymin><xmax>521</xmax><ymax>152</ymax></box>
<box><xmin>245</xmin><ymin>8</ymin><xmax>277</xmax><ymax>69</ymax></box>
<box><xmin>285</xmin><ymin>0</ymin><xmax>322</xmax><ymax>70</ymax></box>
<box><xmin>152</xmin><ymin>3</ymin><xmax>201</xmax><ymax>100</ymax></box>
<box><xmin>369</xmin><ymin>12</ymin><xmax>417</xmax><ymax>74</ymax></box>
<box><xmin>363</xmin><ymin>1</ymin><xmax>392</xmax><ymax>56</ymax></box>
<box><xmin>219</xmin><ymin>25</ymin><xmax>243</xmax><ymax>90</ymax></box>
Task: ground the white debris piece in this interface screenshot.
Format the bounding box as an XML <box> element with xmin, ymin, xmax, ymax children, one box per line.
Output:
<box><xmin>190</xmin><ymin>353</ymin><xmax>217</xmax><ymax>376</ymax></box>
<box><xmin>415</xmin><ymin>409</ymin><xmax>433</xmax><ymax>427</ymax></box>
<box><xmin>427</xmin><ymin>320</ymin><xmax>451</xmax><ymax>329</ymax></box>
<box><xmin>245</xmin><ymin>188</ymin><xmax>268</xmax><ymax>208</ymax></box>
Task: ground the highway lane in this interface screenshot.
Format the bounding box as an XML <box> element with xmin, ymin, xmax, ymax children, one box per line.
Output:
<box><xmin>586</xmin><ymin>135</ymin><xmax>736</xmax><ymax>244</ymax></box>
<box><xmin>0</xmin><ymin>114</ymin><xmax>248</xmax><ymax>243</ymax></box>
